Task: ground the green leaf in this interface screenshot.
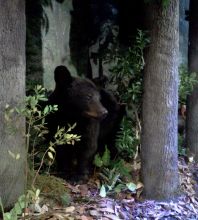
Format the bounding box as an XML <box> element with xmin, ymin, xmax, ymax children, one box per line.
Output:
<box><xmin>94</xmin><ymin>154</ymin><xmax>103</xmax><ymax>168</ymax></box>
<box><xmin>30</xmin><ymin>96</ymin><xmax>38</xmax><ymax>108</ymax></box>
<box><xmin>35</xmin><ymin>189</ymin><xmax>40</xmax><ymax>198</ymax></box>
<box><xmin>3</xmin><ymin>213</ymin><xmax>12</xmax><ymax>220</ymax></box>
<box><xmin>13</xmin><ymin>202</ymin><xmax>23</xmax><ymax>215</ymax></box>
<box><xmin>114</xmin><ymin>183</ymin><xmax>125</xmax><ymax>193</ymax></box>
<box><xmin>53</xmin><ymin>105</ymin><xmax>58</xmax><ymax>111</ymax></box>
<box><xmin>44</xmin><ymin>106</ymin><xmax>49</xmax><ymax>115</ymax></box>
<box><xmin>36</xmin><ymin>85</ymin><xmax>42</xmax><ymax>90</ymax></box>
<box><xmin>18</xmin><ymin>195</ymin><xmax>26</xmax><ymax>209</ymax></box>
<box><xmin>48</xmin><ymin>151</ymin><xmax>54</xmax><ymax>160</ymax></box>
<box><xmin>99</xmin><ymin>185</ymin><xmax>107</xmax><ymax>198</ymax></box>
<box><xmin>102</xmin><ymin>146</ymin><xmax>111</xmax><ymax>167</ymax></box>
<box><xmin>39</xmin><ymin>97</ymin><xmax>48</xmax><ymax>101</ymax></box>
<box><xmin>126</xmin><ymin>182</ymin><xmax>137</xmax><ymax>192</ymax></box>
<box><xmin>49</xmin><ymin>146</ymin><xmax>56</xmax><ymax>153</ymax></box>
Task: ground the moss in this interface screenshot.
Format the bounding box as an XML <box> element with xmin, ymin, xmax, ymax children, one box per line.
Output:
<box><xmin>28</xmin><ymin>172</ymin><xmax>70</xmax><ymax>205</ymax></box>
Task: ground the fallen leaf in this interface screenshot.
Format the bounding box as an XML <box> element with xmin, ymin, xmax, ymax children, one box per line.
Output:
<box><xmin>89</xmin><ymin>210</ymin><xmax>101</xmax><ymax>217</ymax></box>
<box><xmin>105</xmin><ymin>214</ymin><xmax>121</xmax><ymax>220</ymax></box>
<box><xmin>79</xmin><ymin>184</ymin><xmax>89</xmax><ymax>196</ymax></box>
<box><xmin>65</xmin><ymin>206</ymin><xmax>75</xmax><ymax>213</ymax></box>
<box><xmin>81</xmin><ymin>215</ymin><xmax>93</xmax><ymax>220</ymax></box>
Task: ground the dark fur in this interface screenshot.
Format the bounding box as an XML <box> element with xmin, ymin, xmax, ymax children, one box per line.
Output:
<box><xmin>46</xmin><ymin>66</ymin><xmax>107</xmax><ymax>180</ymax></box>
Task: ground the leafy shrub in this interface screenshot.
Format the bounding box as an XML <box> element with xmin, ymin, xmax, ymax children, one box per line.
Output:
<box><xmin>108</xmin><ymin>29</ymin><xmax>148</xmax><ymax>104</ymax></box>
<box><xmin>5</xmin><ymin>86</ymin><xmax>81</xmax><ymax>175</ymax></box>
<box><xmin>105</xmin><ymin>30</ymin><xmax>149</xmax><ymax>160</ymax></box>
<box><xmin>94</xmin><ymin>147</ymin><xmax>135</xmax><ymax>197</ymax></box>
<box><xmin>177</xmin><ymin>66</ymin><xmax>198</xmax><ymax>154</ymax></box>
<box><xmin>116</xmin><ymin>117</ymin><xmax>139</xmax><ymax>160</ymax></box>
<box><xmin>179</xmin><ymin>65</ymin><xmax>198</xmax><ymax>105</ymax></box>
<box><xmin>1</xmin><ymin>85</ymin><xmax>81</xmax><ymax>219</ymax></box>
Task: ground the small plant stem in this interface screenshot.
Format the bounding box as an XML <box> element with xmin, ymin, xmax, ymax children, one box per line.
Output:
<box><xmin>32</xmin><ymin>131</ymin><xmax>39</xmax><ymax>171</ymax></box>
<box><xmin>32</xmin><ymin>142</ymin><xmax>55</xmax><ymax>186</ymax></box>
<box><xmin>32</xmin><ymin>150</ymin><xmax>47</xmax><ymax>186</ymax></box>
<box><xmin>25</xmin><ymin>116</ymin><xmax>33</xmax><ymax>211</ymax></box>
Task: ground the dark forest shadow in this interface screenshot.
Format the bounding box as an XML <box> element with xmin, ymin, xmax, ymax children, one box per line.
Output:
<box><xmin>26</xmin><ymin>0</ymin><xmax>145</xmax><ymax>91</ymax></box>
<box><xmin>26</xmin><ymin>0</ymin><xmax>43</xmax><ymax>90</ymax></box>
<box><xmin>26</xmin><ymin>0</ymin><xmax>65</xmax><ymax>91</ymax></box>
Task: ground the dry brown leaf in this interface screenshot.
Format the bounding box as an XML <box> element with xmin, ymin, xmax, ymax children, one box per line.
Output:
<box><xmin>65</xmin><ymin>206</ymin><xmax>75</xmax><ymax>213</ymax></box>
<box><xmin>89</xmin><ymin>210</ymin><xmax>101</xmax><ymax>217</ymax></box>
<box><xmin>77</xmin><ymin>206</ymin><xmax>86</xmax><ymax>215</ymax></box>
<box><xmin>79</xmin><ymin>184</ymin><xmax>89</xmax><ymax>196</ymax></box>
<box><xmin>80</xmin><ymin>215</ymin><xmax>93</xmax><ymax>220</ymax></box>
<box><xmin>136</xmin><ymin>181</ymin><xmax>144</xmax><ymax>189</ymax></box>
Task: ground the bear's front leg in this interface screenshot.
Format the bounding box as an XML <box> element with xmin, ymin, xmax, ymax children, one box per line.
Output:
<box><xmin>76</xmin><ymin>120</ymin><xmax>100</xmax><ymax>181</ymax></box>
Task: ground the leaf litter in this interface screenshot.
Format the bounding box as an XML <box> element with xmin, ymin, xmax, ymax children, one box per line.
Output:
<box><xmin>19</xmin><ymin>157</ymin><xmax>198</xmax><ymax>220</ymax></box>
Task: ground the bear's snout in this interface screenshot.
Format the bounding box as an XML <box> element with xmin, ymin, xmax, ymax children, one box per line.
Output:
<box><xmin>83</xmin><ymin>105</ymin><xmax>108</xmax><ymax>120</ymax></box>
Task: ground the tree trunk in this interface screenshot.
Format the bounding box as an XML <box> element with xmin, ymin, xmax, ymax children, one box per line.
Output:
<box><xmin>141</xmin><ymin>0</ymin><xmax>179</xmax><ymax>200</ymax></box>
<box><xmin>186</xmin><ymin>0</ymin><xmax>198</xmax><ymax>161</ymax></box>
<box><xmin>0</xmin><ymin>0</ymin><xmax>26</xmax><ymax>208</ymax></box>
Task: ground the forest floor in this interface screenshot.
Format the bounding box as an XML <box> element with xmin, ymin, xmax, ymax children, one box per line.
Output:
<box><xmin>22</xmin><ymin>158</ymin><xmax>198</xmax><ymax>220</ymax></box>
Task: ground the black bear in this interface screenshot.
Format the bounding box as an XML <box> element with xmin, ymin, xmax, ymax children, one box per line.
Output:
<box><xmin>46</xmin><ymin>65</ymin><xmax>108</xmax><ymax>181</ymax></box>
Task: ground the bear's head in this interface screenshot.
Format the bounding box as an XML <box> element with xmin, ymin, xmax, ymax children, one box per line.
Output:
<box><xmin>54</xmin><ymin>65</ymin><xmax>108</xmax><ymax>120</ymax></box>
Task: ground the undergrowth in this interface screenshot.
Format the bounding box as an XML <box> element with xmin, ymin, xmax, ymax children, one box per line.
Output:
<box><xmin>1</xmin><ymin>85</ymin><xmax>80</xmax><ymax>220</ymax></box>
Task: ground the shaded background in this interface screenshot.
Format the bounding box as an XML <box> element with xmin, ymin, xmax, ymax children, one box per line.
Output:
<box><xmin>26</xmin><ymin>0</ymin><xmax>189</xmax><ymax>90</ymax></box>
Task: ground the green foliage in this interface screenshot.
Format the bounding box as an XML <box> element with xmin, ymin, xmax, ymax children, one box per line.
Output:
<box><xmin>99</xmin><ymin>168</ymin><xmax>122</xmax><ymax>197</ymax></box>
<box><xmin>99</xmin><ymin>167</ymin><xmax>136</xmax><ymax>197</ymax></box>
<box><xmin>109</xmin><ymin>29</ymin><xmax>149</xmax><ymax>104</ymax></box>
<box><xmin>94</xmin><ymin>148</ymin><xmax>135</xmax><ymax>197</ymax></box>
<box><xmin>54</xmin><ymin>124</ymin><xmax>80</xmax><ymax>146</ymax></box>
<box><xmin>179</xmin><ymin>65</ymin><xmax>198</xmax><ymax>105</ymax></box>
<box><xmin>5</xmin><ymin>85</ymin><xmax>57</xmax><ymax>124</ymax></box>
<box><xmin>94</xmin><ymin>147</ymin><xmax>131</xmax><ymax>177</ymax></box>
<box><xmin>113</xmin><ymin>159</ymin><xmax>132</xmax><ymax>178</ymax></box>
<box><xmin>98</xmin><ymin>30</ymin><xmax>148</xmax><ymax>195</ymax></box>
<box><xmin>94</xmin><ymin>149</ymin><xmax>131</xmax><ymax>179</ymax></box>
<box><xmin>94</xmin><ymin>146</ymin><xmax>111</xmax><ymax>168</ymax></box>
<box><xmin>31</xmin><ymin>123</ymin><xmax>80</xmax><ymax>186</ymax></box>
<box><xmin>5</xmin><ymin>85</ymin><xmax>81</xmax><ymax>175</ymax></box>
<box><xmin>177</xmin><ymin>66</ymin><xmax>198</xmax><ymax>157</ymax></box>
<box><xmin>0</xmin><ymin>188</ymin><xmax>40</xmax><ymax>220</ymax></box>
<box><xmin>105</xmin><ymin>30</ymin><xmax>149</xmax><ymax>162</ymax></box>
<box><xmin>3</xmin><ymin>85</ymin><xmax>80</xmax><ymax>219</ymax></box>
<box><xmin>116</xmin><ymin>117</ymin><xmax>139</xmax><ymax>160</ymax></box>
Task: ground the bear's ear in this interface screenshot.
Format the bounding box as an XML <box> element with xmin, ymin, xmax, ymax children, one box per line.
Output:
<box><xmin>54</xmin><ymin>65</ymin><xmax>73</xmax><ymax>86</ymax></box>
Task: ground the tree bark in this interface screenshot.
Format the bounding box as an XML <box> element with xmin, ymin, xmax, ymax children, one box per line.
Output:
<box><xmin>0</xmin><ymin>0</ymin><xmax>26</xmax><ymax>208</ymax></box>
<box><xmin>141</xmin><ymin>0</ymin><xmax>179</xmax><ymax>200</ymax></box>
<box><xmin>186</xmin><ymin>0</ymin><xmax>198</xmax><ymax>161</ymax></box>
